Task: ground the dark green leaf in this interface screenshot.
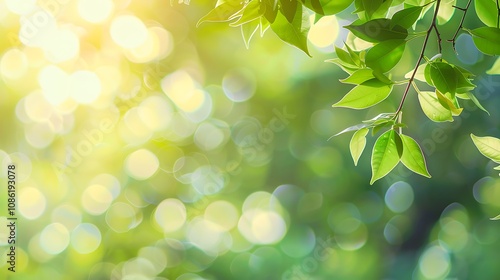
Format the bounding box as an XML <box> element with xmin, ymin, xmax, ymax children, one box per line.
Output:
<box><xmin>429</xmin><ymin>62</ymin><xmax>457</xmax><ymax>95</ymax></box>
<box><xmin>365</xmin><ymin>39</ymin><xmax>406</xmax><ymax>73</ymax></box>
<box><xmin>279</xmin><ymin>0</ymin><xmax>297</xmax><ymax>23</ymax></box>
<box><xmin>346</xmin><ymin>19</ymin><xmax>408</xmax><ymax>43</ymax></box>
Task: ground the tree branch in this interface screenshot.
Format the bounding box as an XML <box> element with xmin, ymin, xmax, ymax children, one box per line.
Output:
<box><xmin>394</xmin><ymin>0</ymin><xmax>442</xmax><ymax>117</ymax></box>
<box><xmin>448</xmin><ymin>0</ymin><xmax>472</xmax><ymax>52</ymax></box>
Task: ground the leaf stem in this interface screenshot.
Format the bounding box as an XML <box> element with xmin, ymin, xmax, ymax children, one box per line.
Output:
<box><xmin>394</xmin><ymin>0</ymin><xmax>442</xmax><ymax>118</ymax></box>
<box><xmin>448</xmin><ymin>0</ymin><xmax>472</xmax><ymax>52</ymax></box>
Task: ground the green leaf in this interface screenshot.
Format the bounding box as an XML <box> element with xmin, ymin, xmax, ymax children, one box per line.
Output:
<box><xmin>487</xmin><ymin>57</ymin><xmax>500</xmax><ymax>75</ymax></box>
<box><xmin>365</xmin><ymin>39</ymin><xmax>406</xmax><ymax>73</ymax></box>
<box><xmin>475</xmin><ymin>0</ymin><xmax>498</xmax><ymax>27</ymax></box>
<box><xmin>350</xmin><ymin>128</ymin><xmax>369</xmax><ymax>166</ymax></box>
<box><xmin>371</xmin><ymin>130</ymin><xmax>402</xmax><ymax>184</ymax></box>
<box><xmin>301</xmin><ymin>0</ymin><xmax>353</xmax><ymax>15</ymax></box>
<box><xmin>391</xmin><ymin>5</ymin><xmax>423</xmax><ymax>29</ymax></box>
<box><xmin>435</xmin><ymin>90</ymin><xmax>462</xmax><ymax>116</ymax></box>
<box><xmin>346</xmin><ymin>19</ymin><xmax>408</xmax><ymax>43</ymax></box>
<box><xmin>197</xmin><ymin>2</ymin><xmax>244</xmax><ymax>26</ymax></box>
<box><xmin>400</xmin><ymin>134</ymin><xmax>431</xmax><ymax>178</ymax></box>
<box><xmin>263</xmin><ymin>0</ymin><xmax>279</xmax><ymax>23</ymax></box>
<box><xmin>465</xmin><ymin>91</ymin><xmax>490</xmax><ymax>115</ymax></box>
<box><xmin>454</xmin><ymin>66</ymin><xmax>475</xmax><ymax>93</ymax></box>
<box><xmin>335</xmin><ymin>46</ymin><xmax>358</xmax><ymax>67</ymax></box>
<box><xmin>471</xmin><ymin>134</ymin><xmax>500</xmax><ymax>164</ymax></box>
<box><xmin>340</xmin><ymin>69</ymin><xmax>375</xmax><ymax>84</ymax></box>
<box><xmin>494</xmin><ymin>166</ymin><xmax>500</xmax><ymax>171</ymax></box>
<box><xmin>325</xmin><ymin>58</ymin><xmax>360</xmax><ymax>74</ymax></box>
<box><xmin>417</xmin><ymin>91</ymin><xmax>453</xmax><ymax>122</ymax></box>
<box><xmin>270</xmin><ymin>4</ymin><xmax>310</xmax><ymax>56</ymax></box>
<box><xmin>469</xmin><ymin>27</ymin><xmax>500</xmax><ymax>56</ymax></box>
<box><xmin>230</xmin><ymin>0</ymin><xmax>265</xmax><ymax>26</ymax></box>
<box><xmin>359</xmin><ymin>0</ymin><xmax>384</xmax><ymax>19</ymax></box>
<box><xmin>332</xmin><ymin>79</ymin><xmax>393</xmax><ymax>109</ymax></box>
<box><xmin>429</xmin><ymin>62</ymin><xmax>457</xmax><ymax>95</ymax></box>
<box><xmin>490</xmin><ymin>214</ymin><xmax>500</xmax><ymax>221</ymax></box>
<box><xmin>279</xmin><ymin>0</ymin><xmax>297</xmax><ymax>23</ymax></box>
<box><xmin>333</xmin><ymin>123</ymin><xmax>372</xmax><ymax>137</ymax></box>
<box><xmin>437</xmin><ymin>0</ymin><xmax>456</xmax><ymax>25</ymax></box>
<box><xmin>345</xmin><ymin>43</ymin><xmax>361</xmax><ymax>66</ymax></box>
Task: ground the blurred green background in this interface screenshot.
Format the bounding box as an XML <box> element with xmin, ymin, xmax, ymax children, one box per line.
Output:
<box><xmin>1</xmin><ymin>0</ymin><xmax>500</xmax><ymax>279</ymax></box>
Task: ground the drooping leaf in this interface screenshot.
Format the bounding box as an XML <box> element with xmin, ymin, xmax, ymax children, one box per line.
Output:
<box><xmin>371</xmin><ymin>130</ymin><xmax>402</xmax><ymax>184</ymax></box>
<box><xmin>365</xmin><ymin>39</ymin><xmax>406</xmax><ymax>73</ymax></box>
<box><xmin>346</xmin><ymin>19</ymin><xmax>408</xmax><ymax>43</ymax></box>
<box><xmin>469</xmin><ymin>27</ymin><xmax>500</xmax><ymax>56</ymax></box>
<box><xmin>417</xmin><ymin>91</ymin><xmax>453</xmax><ymax>122</ymax></box>
<box><xmin>475</xmin><ymin>0</ymin><xmax>498</xmax><ymax>27</ymax></box>
<box><xmin>471</xmin><ymin>134</ymin><xmax>500</xmax><ymax>163</ymax></box>
<box><xmin>301</xmin><ymin>0</ymin><xmax>353</xmax><ymax>15</ymax></box>
<box><xmin>400</xmin><ymin>134</ymin><xmax>431</xmax><ymax>178</ymax></box>
<box><xmin>241</xmin><ymin>20</ymin><xmax>260</xmax><ymax>48</ymax></box>
<box><xmin>429</xmin><ymin>62</ymin><xmax>458</xmax><ymax>95</ymax></box>
<box><xmin>465</xmin><ymin>91</ymin><xmax>490</xmax><ymax>115</ymax></box>
<box><xmin>270</xmin><ymin>4</ymin><xmax>310</xmax><ymax>56</ymax></box>
<box><xmin>435</xmin><ymin>90</ymin><xmax>462</xmax><ymax>116</ymax></box>
<box><xmin>486</xmin><ymin>57</ymin><xmax>500</xmax><ymax>75</ymax></box>
<box><xmin>454</xmin><ymin>66</ymin><xmax>475</xmax><ymax>93</ymax></box>
<box><xmin>391</xmin><ymin>5</ymin><xmax>423</xmax><ymax>29</ymax></box>
<box><xmin>332</xmin><ymin>79</ymin><xmax>393</xmax><ymax>109</ymax></box>
<box><xmin>350</xmin><ymin>128</ymin><xmax>369</xmax><ymax>166</ymax></box>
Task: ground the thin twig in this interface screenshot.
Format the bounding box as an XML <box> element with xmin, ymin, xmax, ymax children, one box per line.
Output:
<box><xmin>448</xmin><ymin>0</ymin><xmax>472</xmax><ymax>52</ymax></box>
<box><xmin>497</xmin><ymin>0</ymin><xmax>500</xmax><ymax>28</ymax></box>
<box><xmin>394</xmin><ymin>0</ymin><xmax>442</xmax><ymax>117</ymax></box>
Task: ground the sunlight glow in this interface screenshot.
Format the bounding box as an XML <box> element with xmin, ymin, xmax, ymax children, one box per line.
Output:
<box><xmin>78</xmin><ymin>0</ymin><xmax>114</xmax><ymax>23</ymax></box>
<box><xmin>110</xmin><ymin>15</ymin><xmax>148</xmax><ymax>48</ymax></box>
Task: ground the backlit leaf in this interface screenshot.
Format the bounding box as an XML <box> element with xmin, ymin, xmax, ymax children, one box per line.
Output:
<box><xmin>471</xmin><ymin>134</ymin><xmax>500</xmax><ymax>163</ymax></box>
<box><xmin>350</xmin><ymin>128</ymin><xmax>369</xmax><ymax>166</ymax></box>
<box><xmin>469</xmin><ymin>27</ymin><xmax>500</xmax><ymax>56</ymax></box>
<box><xmin>429</xmin><ymin>62</ymin><xmax>457</xmax><ymax>95</ymax></box>
<box><xmin>270</xmin><ymin>4</ymin><xmax>310</xmax><ymax>56</ymax></box>
<box><xmin>371</xmin><ymin>130</ymin><xmax>402</xmax><ymax>184</ymax></box>
<box><xmin>400</xmin><ymin>134</ymin><xmax>431</xmax><ymax>178</ymax></box>
<box><xmin>346</xmin><ymin>19</ymin><xmax>408</xmax><ymax>43</ymax></box>
<box><xmin>365</xmin><ymin>39</ymin><xmax>406</xmax><ymax>73</ymax></box>
<box><xmin>417</xmin><ymin>91</ymin><xmax>453</xmax><ymax>122</ymax></box>
<box><xmin>391</xmin><ymin>5</ymin><xmax>423</xmax><ymax>29</ymax></box>
<box><xmin>332</xmin><ymin>79</ymin><xmax>393</xmax><ymax>109</ymax></box>
<box><xmin>475</xmin><ymin>0</ymin><xmax>498</xmax><ymax>27</ymax></box>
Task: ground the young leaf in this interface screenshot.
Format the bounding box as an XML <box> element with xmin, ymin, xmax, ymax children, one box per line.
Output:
<box><xmin>340</xmin><ymin>69</ymin><xmax>375</xmax><ymax>84</ymax></box>
<box><xmin>241</xmin><ymin>20</ymin><xmax>260</xmax><ymax>48</ymax></box>
<box><xmin>471</xmin><ymin>134</ymin><xmax>500</xmax><ymax>163</ymax></box>
<box><xmin>468</xmin><ymin>27</ymin><xmax>500</xmax><ymax>56</ymax></box>
<box><xmin>429</xmin><ymin>62</ymin><xmax>458</xmax><ymax>95</ymax></box>
<box><xmin>230</xmin><ymin>0</ymin><xmax>265</xmax><ymax>27</ymax></box>
<box><xmin>346</xmin><ymin>19</ymin><xmax>408</xmax><ymax>43</ymax></box>
<box><xmin>417</xmin><ymin>91</ymin><xmax>453</xmax><ymax>122</ymax></box>
<box><xmin>332</xmin><ymin>79</ymin><xmax>393</xmax><ymax>109</ymax></box>
<box><xmin>400</xmin><ymin>134</ymin><xmax>431</xmax><ymax>178</ymax></box>
<box><xmin>475</xmin><ymin>0</ymin><xmax>498</xmax><ymax>27</ymax></box>
<box><xmin>391</xmin><ymin>5</ymin><xmax>423</xmax><ymax>29</ymax></box>
<box><xmin>465</xmin><ymin>91</ymin><xmax>490</xmax><ymax>115</ymax></box>
<box><xmin>350</xmin><ymin>128</ymin><xmax>369</xmax><ymax>166</ymax></box>
<box><xmin>371</xmin><ymin>130</ymin><xmax>402</xmax><ymax>184</ymax></box>
<box><xmin>335</xmin><ymin>46</ymin><xmax>358</xmax><ymax>67</ymax></box>
<box><xmin>333</xmin><ymin>123</ymin><xmax>372</xmax><ymax>137</ymax></box>
<box><xmin>270</xmin><ymin>4</ymin><xmax>310</xmax><ymax>56</ymax></box>
<box><xmin>358</xmin><ymin>0</ymin><xmax>384</xmax><ymax>19</ymax></box>
<box><xmin>365</xmin><ymin>39</ymin><xmax>406</xmax><ymax>73</ymax></box>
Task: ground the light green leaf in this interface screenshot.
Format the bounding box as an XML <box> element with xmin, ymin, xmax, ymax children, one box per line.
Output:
<box><xmin>437</xmin><ymin>0</ymin><xmax>456</xmax><ymax>25</ymax></box>
<box><xmin>371</xmin><ymin>130</ymin><xmax>402</xmax><ymax>184</ymax></box>
<box><xmin>325</xmin><ymin>58</ymin><xmax>360</xmax><ymax>74</ymax></box>
<box><xmin>494</xmin><ymin>166</ymin><xmax>500</xmax><ymax>171</ymax></box>
<box><xmin>241</xmin><ymin>20</ymin><xmax>260</xmax><ymax>48</ymax></box>
<box><xmin>333</xmin><ymin>123</ymin><xmax>372</xmax><ymax>137</ymax></box>
<box><xmin>475</xmin><ymin>0</ymin><xmax>498</xmax><ymax>27</ymax></box>
<box><xmin>335</xmin><ymin>46</ymin><xmax>358</xmax><ymax>67</ymax></box>
<box><xmin>350</xmin><ymin>128</ymin><xmax>369</xmax><ymax>166</ymax></box>
<box><xmin>332</xmin><ymin>79</ymin><xmax>393</xmax><ymax>109</ymax></box>
<box><xmin>469</xmin><ymin>27</ymin><xmax>500</xmax><ymax>56</ymax></box>
<box><xmin>391</xmin><ymin>5</ymin><xmax>423</xmax><ymax>29</ymax></box>
<box><xmin>454</xmin><ymin>66</ymin><xmax>475</xmax><ymax>93</ymax></box>
<box><xmin>270</xmin><ymin>4</ymin><xmax>310</xmax><ymax>56</ymax></box>
<box><xmin>359</xmin><ymin>0</ymin><xmax>384</xmax><ymax>19</ymax></box>
<box><xmin>465</xmin><ymin>91</ymin><xmax>490</xmax><ymax>115</ymax></box>
<box><xmin>417</xmin><ymin>91</ymin><xmax>453</xmax><ymax>122</ymax></box>
<box><xmin>486</xmin><ymin>57</ymin><xmax>500</xmax><ymax>75</ymax></box>
<box><xmin>430</xmin><ymin>62</ymin><xmax>457</xmax><ymax>95</ymax></box>
<box><xmin>405</xmin><ymin>63</ymin><xmax>428</xmax><ymax>82</ymax></box>
<box><xmin>301</xmin><ymin>0</ymin><xmax>354</xmax><ymax>15</ymax></box>
<box><xmin>400</xmin><ymin>134</ymin><xmax>431</xmax><ymax>178</ymax></box>
<box><xmin>435</xmin><ymin>90</ymin><xmax>462</xmax><ymax>116</ymax></box>
<box><xmin>490</xmin><ymin>214</ymin><xmax>500</xmax><ymax>221</ymax></box>
<box><xmin>471</xmin><ymin>134</ymin><xmax>500</xmax><ymax>164</ymax></box>
<box><xmin>346</xmin><ymin>19</ymin><xmax>408</xmax><ymax>43</ymax></box>
<box><xmin>340</xmin><ymin>69</ymin><xmax>375</xmax><ymax>84</ymax></box>
<box><xmin>365</xmin><ymin>39</ymin><xmax>406</xmax><ymax>73</ymax></box>
<box><xmin>197</xmin><ymin>2</ymin><xmax>244</xmax><ymax>26</ymax></box>
<box><xmin>230</xmin><ymin>0</ymin><xmax>265</xmax><ymax>26</ymax></box>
